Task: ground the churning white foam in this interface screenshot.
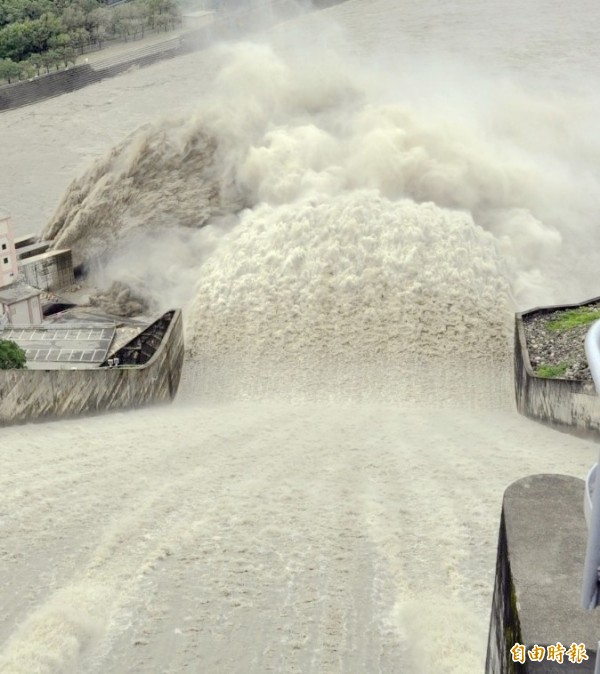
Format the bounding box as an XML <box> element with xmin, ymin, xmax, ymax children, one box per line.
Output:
<box><xmin>187</xmin><ymin>191</ymin><xmax>513</xmax><ymax>362</ymax></box>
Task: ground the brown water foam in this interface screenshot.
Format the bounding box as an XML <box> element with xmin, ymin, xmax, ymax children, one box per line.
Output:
<box><xmin>40</xmin><ymin>41</ymin><xmax>578</xmax><ymax>382</ymax></box>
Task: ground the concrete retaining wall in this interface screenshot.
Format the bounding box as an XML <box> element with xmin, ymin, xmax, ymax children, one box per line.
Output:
<box><xmin>0</xmin><ymin>43</ymin><xmax>183</xmax><ymax>111</ymax></box>
<box><xmin>486</xmin><ymin>475</ymin><xmax>600</xmax><ymax>673</ymax></box>
<box><xmin>0</xmin><ymin>309</ymin><xmax>184</xmax><ymax>426</ymax></box>
<box><xmin>0</xmin><ymin>64</ymin><xmax>96</xmax><ymax>111</ymax></box>
<box><xmin>515</xmin><ymin>298</ymin><xmax>600</xmax><ymax>440</ymax></box>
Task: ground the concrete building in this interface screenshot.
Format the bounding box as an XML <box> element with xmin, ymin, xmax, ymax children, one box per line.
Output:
<box><xmin>0</xmin><ymin>215</ymin><xmax>19</xmax><ymax>288</ymax></box>
<box><xmin>0</xmin><ymin>215</ymin><xmax>43</xmax><ymax>327</ymax></box>
<box><xmin>0</xmin><ymin>283</ymin><xmax>44</xmax><ymax>326</ymax></box>
<box><xmin>20</xmin><ymin>249</ymin><xmax>75</xmax><ymax>292</ymax></box>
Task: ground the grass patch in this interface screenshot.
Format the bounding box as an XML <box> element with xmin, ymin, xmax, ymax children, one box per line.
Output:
<box><xmin>536</xmin><ymin>362</ymin><xmax>569</xmax><ymax>378</ymax></box>
<box><xmin>546</xmin><ymin>307</ymin><xmax>600</xmax><ymax>331</ymax></box>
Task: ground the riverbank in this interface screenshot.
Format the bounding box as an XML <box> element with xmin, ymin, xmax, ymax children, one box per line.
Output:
<box><xmin>0</xmin><ymin>0</ymin><xmax>352</xmax><ymax>112</ymax></box>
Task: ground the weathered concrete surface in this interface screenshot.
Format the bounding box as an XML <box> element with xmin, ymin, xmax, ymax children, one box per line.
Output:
<box><xmin>0</xmin><ymin>309</ymin><xmax>183</xmax><ymax>426</ymax></box>
<box><xmin>486</xmin><ymin>475</ymin><xmax>600</xmax><ymax>673</ymax></box>
<box><xmin>515</xmin><ymin>299</ymin><xmax>600</xmax><ymax>441</ymax></box>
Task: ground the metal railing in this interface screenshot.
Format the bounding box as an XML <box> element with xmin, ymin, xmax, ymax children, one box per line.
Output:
<box><xmin>581</xmin><ymin>319</ymin><xmax>600</xmax><ymax>672</ymax></box>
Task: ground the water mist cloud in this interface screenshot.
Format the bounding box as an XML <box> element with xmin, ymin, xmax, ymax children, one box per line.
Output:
<box><xmin>42</xmin><ymin>26</ymin><xmax>600</xmax><ymax>361</ymax></box>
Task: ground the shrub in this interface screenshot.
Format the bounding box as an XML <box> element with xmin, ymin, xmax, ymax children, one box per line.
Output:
<box><xmin>0</xmin><ymin>339</ymin><xmax>27</xmax><ymax>369</ymax></box>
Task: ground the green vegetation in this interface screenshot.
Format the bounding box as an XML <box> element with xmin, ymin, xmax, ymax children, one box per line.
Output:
<box><xmin>0</xmin><ymin>339</ymin><xmax>26</xmax><ymax>369</ymax></box>
<box><xmin>0</xmin><ymin>0</ymin><xmax>181</xmax><ymax>83</ymax></box>
<box><xmin>536</xmin><ymin>362</ymin><xmax>569</xmax><ymax>379</ymax></box>
<box><xmin>546</xmin><ymin>306</ymin><xmax>600</xmax><ymax>331</ymax></box>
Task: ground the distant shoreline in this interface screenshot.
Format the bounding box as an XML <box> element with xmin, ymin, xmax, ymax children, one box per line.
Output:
<box><xmin>0</xmin><ymin>0</ymin><xmax>352</xmax><ymax>112</ymax></box>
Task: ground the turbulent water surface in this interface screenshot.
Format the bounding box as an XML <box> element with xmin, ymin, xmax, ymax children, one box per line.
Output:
<box><xmin>2</xmin><ymin>1</ymin><xmax>600</xmax><ymax>672</ymax></box>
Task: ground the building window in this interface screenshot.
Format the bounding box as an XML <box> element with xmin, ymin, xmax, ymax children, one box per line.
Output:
<box><xmin>1</xmin><ymin>243</ymin><xmax>6</xmax><ymax>250</ymax></box>
<box><xmin>2</xmin><ymin>257</ymin><xmax>8</xmax><ymax>265</ymax></box>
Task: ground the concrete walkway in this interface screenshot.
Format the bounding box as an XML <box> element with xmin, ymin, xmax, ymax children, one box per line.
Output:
<box><xmin>82</xmin><ymin>28</ymin><xmax>189</xmax><ymax>68</ymax></box>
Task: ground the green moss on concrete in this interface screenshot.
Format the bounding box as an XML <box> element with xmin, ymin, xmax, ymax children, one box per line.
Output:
<box><xmin>505</xmin><ymin>578</ymin><xmax>523</xmax><ymax>673</ymax></box>
<box><xmin>546</xmin><ymin>307</ymin><xmax>600</xmax><ymax>332</ymax></box>
<box><xmin>536</xmin><ymin>362</ymin><xmax>569</xmax><ymax>378</ymax></box>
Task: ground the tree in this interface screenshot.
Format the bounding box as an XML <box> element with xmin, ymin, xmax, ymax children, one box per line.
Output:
<box><xmin>0</xmin><ymin>0</ymin><xmax>177</xmax><ymax>69</ymax></box>
<box><xmin>0</xmin><ymin>12</ymin><xmax>62</xmax><ymax>62</ymax></box>
<box><xmin>0</xmin><ymin>0</ymin><xmax>53</xmax><ymax>29</ymax></box>
<box><xmin>48</xmin><ymin>31</ymin><xmax>76</xmax><ymax>65</ymax></box>
<box><xmin>0</xmin><ymin>21</ymin><xmax>35</xmax><ymax>62</ymax></box>
<box><xmin>41</xmin><ymin>47</ymin><xmax>60</xmax><ymax>72</ymax></box>
<box><xmin>0</xmin><ymin>57</ymin><xmax>22</xmax><ymax>82</ymax></box>
<box><xmin>89</xmin><ymin>6</ymin><xmax>110</xmax><ymax>47</ymax></box>
<box><xmin>61</xmin><ymin>5</ymin><xmax>86</xmax><ymax>32</ymax></box>
<box><xmin>144</xmin><ymin>0</ymin><xmax>180</xmax><ymax>31</ymax></box>
<box><xmin>0</xmin><ymin>340</ymin><xmax>27</xmax><ymax>369</ymax></box>
<box><xmin>31</xmin><ymin>12</ymin><xmax>63</xmax><ymax>52</ymax></box>
<box><xmin>27</xmin><ymin>51</ymin><xmax>42</xmax><ymax>74</ymax></box>
<box><xmin>56</xmin><ymin>43</ymin><xmax>75</xmax><ymax>66</ymax></box>
<box><xmin>18</xmin><ymin>58</ymin><xmax>35</xmax><ymax>79</ymax></box>
<box><xmin>48</xmin><ymin>30</ymin><xmax>71</xmax><ymax>50</ymax></box>
<box><xmin>123</xmin><ymin>4</ymin><xmax>146</xmax><ymax>40</ymax></box>
<box><xmin>69</xmin><ymin>26</ymin><xmax>89</xmax><ymax>53</ymax></box>
<box><xmin>110</xmin><ymin>6</ymin><xmax>129</xmax><ymax>40</ymax></box>
<box><xmin>77</xmin><ymin>0</ymin><xmax>102</xmax><ymax>30</ymax></box>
